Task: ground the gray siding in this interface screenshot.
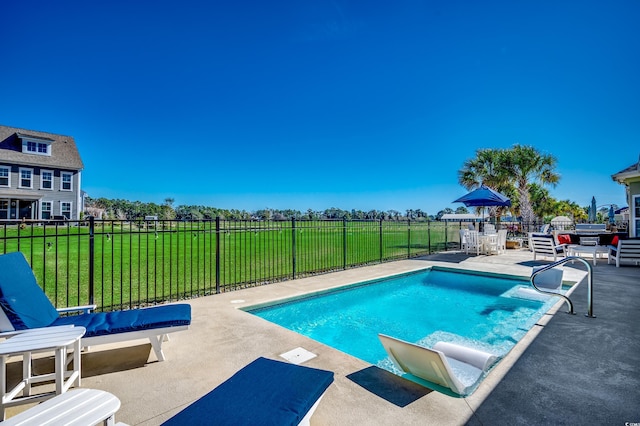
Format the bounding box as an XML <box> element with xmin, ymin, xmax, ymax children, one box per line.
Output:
<box><xmin>0</xmin><ymin>125</ymin><xmax>84</xmax><ymax>220</ymax></box>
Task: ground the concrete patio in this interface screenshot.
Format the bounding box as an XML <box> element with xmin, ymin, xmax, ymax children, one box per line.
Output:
<box><xmin>4</xmin><ymin>248</ymin><xmax>639</xmax><ymax>425</ymax></box>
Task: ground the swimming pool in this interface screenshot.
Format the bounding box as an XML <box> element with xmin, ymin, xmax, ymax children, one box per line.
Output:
<box><xmin>246</xmin><ymin>267</ymin><xmax>564</xmax><ymax>392</ymax></box>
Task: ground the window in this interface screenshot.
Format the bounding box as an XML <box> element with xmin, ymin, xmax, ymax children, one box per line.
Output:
<box><xmin>0</xmin><ymin>200</ymin><xmax>8</xmax><ymax>219</ymax></box>
<box><xmin>41</xmin><ymin>170</ymin><xmax>53</xmax><ymax>190</ymax></box>
<box><xmin>61</xmin><ymin>172</ymin><xmax>72</xmax><ymax>191</ymax></box>
<box><xmin>19</xmin><ymin>168</ymin><xmax>33</xmax><ymax>189</ymax></box>
<box><xmin>61</xmin><ymin>202</ymin><xmax>71</xmax><ymax>219</ymax></box>
<box><xmin>22</xmin><ymin>139</ymin><xmax>51</xmax><ymax>156</ymax></box>
<box><xmin>41</xmin><ymin>201</ymin><xmax>52</xmax><ymax>220</ymax></box>
<box><xmin>0</xmin><ymin>167</ymin><xmax>9</xmax><ymax>187</ymax></box>
<box><xmin>634</xmin><ymin>195</ymin><xmax>640</xmax><ymax>238</ymax></box>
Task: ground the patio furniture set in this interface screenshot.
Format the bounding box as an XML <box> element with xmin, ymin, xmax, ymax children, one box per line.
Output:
<box><xmin>460</xmin><ymin>228</ymin><xmax>509</xmax><ymax>256</ymax></box>
<box><xmin>530</xmin><ymin>229</ymin><xmax>640</xmax><ymax>267</ymax></box>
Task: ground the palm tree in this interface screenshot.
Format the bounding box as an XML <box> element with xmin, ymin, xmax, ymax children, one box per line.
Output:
<box><xmin>458</xmin><ymin>148</ymin><xmax>512</xmax><ymax>219</ymax></box>
<box><xmin>528</xmin><ymin>183</ymin><xmax>556</xmax><ymax>219</ymax></box>
<box><xmin>502</xmin><ymin>145</ymin><xmax>559</xmax><ymax>223</ymax></box>
<box><xmin>458</xmin><ymin>148</ymin><xmax>510</xmax><ymax>191</ymax></box>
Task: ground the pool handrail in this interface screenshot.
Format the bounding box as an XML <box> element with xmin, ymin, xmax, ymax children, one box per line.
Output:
<box><xmin>530</xmin><ymin>256</ymin><xmax>595</xmax><ymax>318</ymax></box>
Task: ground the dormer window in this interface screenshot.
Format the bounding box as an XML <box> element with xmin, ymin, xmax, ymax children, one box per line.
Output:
<box><xmin>17</xmin><ymin>133</ymin><xmax>53</xmax><ymax>156</ymax></box>
<box><xmin>27</xmin><ymin>141</ymin><xmax>49</xmax><ymax>154</ymax></box>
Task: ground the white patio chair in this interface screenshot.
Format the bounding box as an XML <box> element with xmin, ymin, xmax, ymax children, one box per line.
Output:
<box><xmin>459</xmin><ymin>229</ymin><xmax>469</xmax><ymax>253</ymax></box>
<box><xmin>497</xmin><ymin>229</ymin><xmax>508</xmax><ymax>254</ymax></box>
<box><xmin>608</xmin><ymin>239</ymin><xmax>640</xmax><ymax>267</ymax></box>
<box><xmin>466</xmin><ymin>231</ymin><xmax>481</xmax><ymax>255</ymax></box>
<box><xmin>531</xmin><ymin>235</ymin><xmax>566</xmax><ymax>261</ymax></box>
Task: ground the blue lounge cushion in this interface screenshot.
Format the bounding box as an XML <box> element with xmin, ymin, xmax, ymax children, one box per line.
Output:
<box><xmin>163</xmin><ymin>357</ymin><xmax>334</xmax><ymax>426</ymax></box>
<box><xmin>53</xmin><ymin>304</ymin><xmax>191</xmax><ymax>336</ymax></box>
<box><xmin>0</xmin><ymin>252</ymin><xmax>191</xmax><ymax>334</ymax></box>
<box><xmin>0</xmin><ymin>252</ymin><xmax>60</xmax><ymax>329</ymax></box>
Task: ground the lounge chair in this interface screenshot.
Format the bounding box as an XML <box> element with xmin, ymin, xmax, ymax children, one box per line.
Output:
<box><xmin>530</xmin><ymin>234</ymin><xmax>566</xmax><ymax>261</ymax></box>
<box><xmin>0</xmin><ymin>252</ymin><xmax>191</xmax><ymax>362</ymax></box>
<box><xmin>162</xmin><ymin>357</ymin><xmax>334</xmax><ymax>426</ymax></box>
<box><xmin>608</xmin><ymin>239</ymin><xmax>640</xmax><ymax>267</ymax></box>
<box><xmin>378</xmin><ymin>334</ymin><xmax>497</xmax><ymax>396</ymax></box>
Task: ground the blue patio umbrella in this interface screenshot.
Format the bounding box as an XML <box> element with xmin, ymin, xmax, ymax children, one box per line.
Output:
<box><xmin>453</xmin><ymin>185</ymin><xmax>511</xmax><ymax>228</ymax></box>
<box><xmin>453</xmin><ymin>185</ymin><xmax>512</xmax><ymax>208</ymax></box>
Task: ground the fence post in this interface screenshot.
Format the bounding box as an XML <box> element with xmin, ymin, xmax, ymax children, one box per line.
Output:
<box><xmin>444</xmin><ymin>220</ymin><xmax>448</xmax><ymax>251</ymax></box>
<box><xmin>215</xmin><ymin>216</ymin><xmax>220</xmax><ymax>294</ymax></box>
<box><xmin>407</xmin><ymin>219</ymin><xmax>411</xmax><ymax>258</ymax></box>
<box><xmin>428</xmin><ymin>220</ymin><xmax>432</xmax><ymax>253</ymax></box>
<box><xmin>379</xmin><ymin>218</ymin><xmax>383</xmax><ymax>262</ymax></box>
<box><xmin>343</xmin><ymin>218</ymin><xmax>347</xmax><ymax>270</ymax></box>
<box><xmin>88</xmin><ymin>216</ymin><xmax>95</xmax><ymax>306</ymax></box>
<box><xmin>292</xmin><ymin>218</ymin><xmax>297</xmax><ymax>280</ymax></box>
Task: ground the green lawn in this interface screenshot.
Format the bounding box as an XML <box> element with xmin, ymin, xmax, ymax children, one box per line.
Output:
<box><xmin>0</xmin><ymin>220</ymin><xmax>459</xmax><ymax>311</ymax></box>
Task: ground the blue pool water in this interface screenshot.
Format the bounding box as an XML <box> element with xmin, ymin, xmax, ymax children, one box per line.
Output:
<box><xmin>247</xmin><ymin>267</ymin><xmax>559</xmax><ymax>377</ymax></box>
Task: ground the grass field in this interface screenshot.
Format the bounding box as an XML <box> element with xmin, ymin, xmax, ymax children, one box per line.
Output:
<box><xmin>0</xmin><ymin>219</ymin><xmax>459</xmax><ymax>311</ymax></box>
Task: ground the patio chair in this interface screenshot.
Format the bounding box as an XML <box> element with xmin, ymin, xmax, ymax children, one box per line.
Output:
<box><xmin>459</xmin><ymin>229</ymin><xmax>469</xmax><ymax>252</ymax></box>
<box><xmin>496</xmin><ymin>229</ymin><xmax>508</xmax><ymax>254</ymax></box>
<box><xmin>378</xmin><ymin>334</ymin><xmax>497</xmax><ymax>396</ymax></box>
<box><xmin>608</xmin><ymin>239</ymin><xmax>640</xmax><ymax>267</ymax></box>
<box><xmin>162</xmin><ymin>357</ymin><xmax>334</xmax><ymax>426</ymax></box>
<box><xmin>530</xmin><ymin>234</ymin><xmax>566</xmax><ymax>262</ymax></box>
<box><xmin>465</xmin><ymin>230</ymin><xmax>482</xmax><ymax>255</ymax></box>
<box><xmin>0</xmin><ymin>252</ymin><xmax>191</xmax><ymax>362</ymax></box>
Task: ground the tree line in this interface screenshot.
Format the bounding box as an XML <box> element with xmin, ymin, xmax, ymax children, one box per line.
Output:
<box><xmin>84</xmin><ymin>144</ymin><xmax>608</xmax><ymax>223</ymax></box>
<box><xmin>84</xmin><ymin>197</ymin><xmax>455</xmax><ymax>222</ymax></box>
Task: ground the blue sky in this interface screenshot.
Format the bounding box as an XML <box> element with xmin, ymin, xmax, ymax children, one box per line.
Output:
<box><xmin>1</xmin><ymin>1</ymin><xmax>638</xmax><ymax>215</ymax></box>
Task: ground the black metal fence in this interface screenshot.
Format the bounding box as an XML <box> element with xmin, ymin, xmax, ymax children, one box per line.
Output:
<box><xmin>1</xmin><ymin>217</ymin><xmax>628</xmax><ymax>312</ymax></box>
<box><xmin>0</xmin><ymin>217</ymin><xmax>462</xmax><ymax>312</ymax></box>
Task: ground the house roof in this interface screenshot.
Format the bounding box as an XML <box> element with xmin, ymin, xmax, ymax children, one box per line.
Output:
<box><xmin>441</xmin><ymin>213</ymin><xmax>483</xmax><ymax>221</ymax></box>
<box><xmin>611</xmin><ymin>155</ymin><xmax>640</xmax><ymax>183</ymax></box>
<box><xmin>0</xmin><ymin>125</ymin><xmax>84</xmax><ymax>170</ymax></box>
